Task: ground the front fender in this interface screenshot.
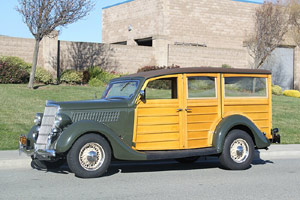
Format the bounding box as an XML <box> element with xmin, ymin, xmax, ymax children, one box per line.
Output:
<box><xmin>55</xmin><ymin>120</ymin><xmax>147</xmax><ymax>160</ymax></box>
<box><xmin>212</xmin><ymin>115</ymin><xmax>270</xmax><ymax>153</ymax></box>
<box><xmin>26</xmin><ymin>125</ymin><xmax>38</xmax><ymax>149</ymax></box>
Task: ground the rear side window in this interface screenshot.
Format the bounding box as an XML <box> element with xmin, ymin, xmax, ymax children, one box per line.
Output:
<box><xmin>224</xmin><ymin>77</ymin><xmax>267</xmax><ymax>97</ymax></box>
<box><xmin>187</xmin><ymin>77</ymin><xmax>216</xmax><ymax>98</ymax></box>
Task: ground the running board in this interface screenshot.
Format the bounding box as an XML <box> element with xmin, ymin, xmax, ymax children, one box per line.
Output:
<box><xmin>144</xmin><ymin>147</ymin><xmax>218</xmax><ymax>160</ymax></box>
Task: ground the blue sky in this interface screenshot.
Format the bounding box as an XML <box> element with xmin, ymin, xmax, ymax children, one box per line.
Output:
<box><xmin>0</xmin><ymin>0</ymin><xmax>125</xmax><ymax>43</ymax></box>
<box><xmin>0</xmin><ymin>0</ymin><xmax>263</xmax><ymax>43</ymax></box>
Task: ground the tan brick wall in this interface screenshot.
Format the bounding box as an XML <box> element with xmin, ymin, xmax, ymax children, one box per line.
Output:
<box><xmin>294</xmin><ymin>47</ymin><xmax>300</xmax><ymax>90</ymax></box>
<box><xmin>59</xmin><ymin>41</ymin><xmax>154</xmax><ymax>73</ymax></box>
<box><xmin>0</xmin><ymin>35</ymin><xmax>44</xmax><ymax>66</ymax></box>
<box><xmin>164</xmin><ymin>0</ymin><xmax>258</xmax><ymax>49</ymax></box>
<box><xmin>110</xmin><ymin>44</ymin><xmax>155</xmax><ymax>73</ymax></box>
<box><xmin>101</xmin><ymin>0</ymin><xmax>260</xmax><ymax>68</ymax></box>
<box><xmin>102</xmin><ymin>0</ymin><xmax>300</xmax><ymax>89</ymax></box>
<box><xmin>168</xmin><ymin>45</ymin><xmax>248</xmax><ymax>69</ymax></box>
<box><xmin>102</xmin><ymin>0</ymin><xmax>165</xmax><ymax>44</ymax></box>
<box><xmin>102</xmin><ymin>0</ymin><xmax>258</xmax><ymax>49</ymax></box>
<box><xmin>0</xmin><ymin>35</ymin><xmax>154</xmax><ymax>74</ymax></box>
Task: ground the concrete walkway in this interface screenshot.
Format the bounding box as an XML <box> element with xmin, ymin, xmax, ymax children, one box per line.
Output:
<box><xmin>0</xmin><ymin>144</ymin><xmax>300</xmax><ymax>170</ymax></box>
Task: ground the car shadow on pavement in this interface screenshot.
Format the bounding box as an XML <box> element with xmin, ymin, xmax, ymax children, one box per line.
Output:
<box><xmin>31</xmin><ymin>153</ymin><xmax>274</xmax><ymax>177</ymax></box>
<box><xmin>30</xmin><ymin>160</ymin><xmax>72</xmax><ymax>175</ymax></box>
<box><xmin>105</xmin><ymin>155</ymin><xmax>273</xmax><ymax>176</ymax></box>
<box><xmin>252</xmin><ymin>150</ymin><xmax>274</xmax><ymax>165</ymax></box>
<box><xmin>104</xmin><ymin>158</ymin><xmax>220</xmax><ymax>176</ymax></box>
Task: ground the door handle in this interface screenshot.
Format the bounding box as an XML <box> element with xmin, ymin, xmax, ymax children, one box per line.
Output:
<box><xmin>185</xmin><ymin>108</ymin><xmax>192</xmax><ymax>112</ymax></box>
<box><xmin>177</xmin><ymin>109</ymin><xmax>183</xmax><ymax>112</ymax></box>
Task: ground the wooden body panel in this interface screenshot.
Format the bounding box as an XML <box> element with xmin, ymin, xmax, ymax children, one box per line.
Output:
<box><xmin>222</xmin><ymin>74</ymin><xmax>272</xmax><ymax>139</ymax></box>
<box><xmin>133</xmin><ymin>75</ymin><xmax>184</xmax><ymax>150</ymax></box>
<box><xmin>134</xmin><ymin>100</ymin><xmax>182</xmax><ymax>150</ymax></box>
<box><xmin>184</xmin><ymin>73</ymin><xmax>221</xmax><ymax>149</ymax></box>
<box><xmin>133</xmin><ymin>73</ymin><xmax>272</xmax><ymax>151</ymax></box>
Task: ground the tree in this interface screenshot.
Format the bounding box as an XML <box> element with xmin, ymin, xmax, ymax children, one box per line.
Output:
<box><xmin>245</xmin><ymin>1</ymin><xmax>289</xmax><ymax>69</ymax></box>
<box><xmin>289</xmin><ymin>0</ymin><xmax>300</xmax><ymax>46</ymax></box>
<box><xmin>16</xmin><ymin>0</ymin><xmax>94</xmax><ymax>89</ymax></box>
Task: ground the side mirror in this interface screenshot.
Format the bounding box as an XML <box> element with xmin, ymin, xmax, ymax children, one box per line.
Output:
<box><xmin>140</xmin><ymin>90</ymin><xmax>146</xmax><ymax>101</ymax></box>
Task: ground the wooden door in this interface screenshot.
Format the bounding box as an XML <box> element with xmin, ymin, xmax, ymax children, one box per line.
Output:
<box><xmin>183</xmin><ymin>73</ymin><xmax>222</xmax><ymax>149</ymax></box>
<box><xmin>133</xmin><ymin>75</ymin><xmax>185</xmax><ymax>150</ymax></box>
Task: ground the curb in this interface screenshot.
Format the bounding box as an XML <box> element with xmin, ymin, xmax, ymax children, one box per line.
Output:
<box><xmin>0</xmin><ymin>145</ymin><xmax>300</xmax><ymax>170</ymax></box>
<box><xmin>0</xmin><ymin>151</ymin><xmax>31</xmax><ymax>170</ymax></box>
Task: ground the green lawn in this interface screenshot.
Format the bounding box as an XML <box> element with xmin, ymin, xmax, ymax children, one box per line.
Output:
<box><xmin>0</xmin><ymin>84</ymin><xmax>105</xmax><ymax>150</ymax></box>
<box><xmin>0</xmin><ymin>84</ymin><xmax>299</xmax><ymax>150</ymax></box>
<box><xmin>272</xmin><ymin>95</ymin><xmax>300</xmax><ymax>144</ymax></box>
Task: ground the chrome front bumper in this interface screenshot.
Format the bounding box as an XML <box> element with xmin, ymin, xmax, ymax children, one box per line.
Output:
<box><xmin>19</xmin><ymin>135</ymin><xmax>56</xmax><ymax>160</ymax></box>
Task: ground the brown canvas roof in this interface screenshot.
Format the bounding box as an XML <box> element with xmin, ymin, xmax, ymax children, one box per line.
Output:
<box><xmin>123</xmin><ymin>67</ymin><xmax>271</xmax><ymax>79</ymax></box>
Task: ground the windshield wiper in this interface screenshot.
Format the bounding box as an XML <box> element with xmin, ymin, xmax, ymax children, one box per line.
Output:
<box><xmin>107</xmin><ymin>97</ymin><xmax>127</xmax><ymax>100</ymax></box>
<box><xmin>120</xmin><ymin>82</ymin><xmax>130</xmax><ymax>91</ymax></box>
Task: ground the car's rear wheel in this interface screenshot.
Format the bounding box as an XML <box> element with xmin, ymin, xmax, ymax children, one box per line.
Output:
<box><xmin>219</xmin><ymin>129</ymin><xmax>254</xmax><ymax>170</ymax></box>
<box><xmin>67</xmin><ymin>133</ymin><xmax>111</xmax><ymax>178</ymax></box>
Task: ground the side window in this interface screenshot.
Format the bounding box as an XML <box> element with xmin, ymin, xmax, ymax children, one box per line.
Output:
<box><xmin>145</xmin><ymin>78</ymin><xmax>178</xmax><ymax>99</ymax></box>
<box><xmin>187</xmin><ymin>76</ymin><xmax>216</xmax><ymax>98</ymax></box>
<box><xmin>224</xmin><ymin>77</ymin><xmax>267</xmax><ymax>97</ymax></box>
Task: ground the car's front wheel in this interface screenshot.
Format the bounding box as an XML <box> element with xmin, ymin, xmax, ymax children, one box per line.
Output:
<box><xmin>67</xmin><ymin>133</ymin><xmax>111</xmax><ymax>178</ymax></box>
<box><xmin>219</xmin><ymin>129</ymin><xmax>254</xmax><ymax>170</ymax></box>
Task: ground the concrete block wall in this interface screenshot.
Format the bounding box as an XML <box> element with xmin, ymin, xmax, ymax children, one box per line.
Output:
<box><xmin>102</xmin><ymin>0</ymin><xmax>258</xmax><ymax>49</ymax></box>
<box><xmin>168</xmin><ymin>45</ymin><xmax>248</xmax><ymax>69</ymax></box>
<box><xmin>59</xmin><ymin>41</ymin><xmax>155</xmax><ymax>73</ymax></box>
<box><xmin>110</xmin><ymin>44</ymin><xmax>155</xmax><ymax>73</ymax></box>
<box><xmin>59</xmin><ymin>41</ymin><xmax>107</xmax><ymax>70</ymax></box>
<box><xmin>164</xmin><ymin>0</ymin><xmax>258</xmax><ymax>49</ymax></box>
<box><xmin>0</xmin><ymin>35</ymin><xmax>155</xmax><ymax>74</ymax></box>
<box><xmin>0</xmin><ymin>35</ymin><xmax>44</xmax><ymax>67</ymax></box>
<box><xmin>102</xmin><ymin>0</ymin><xmax>165</xmax><ymax>44</ymax></box>
<box><xmin>101</xmin><ymin>0</ymin><xmax>259</xmax><ymax>69</ymax></box>
<box><xmin>101</xmin><ymin>0</ymin><xmax>300</xmax><ymax>89</ymax></box>
<box><xmin>294</xmin><ymin>47</ymin><xmax>300</xmax><ymax>90</ymax></box>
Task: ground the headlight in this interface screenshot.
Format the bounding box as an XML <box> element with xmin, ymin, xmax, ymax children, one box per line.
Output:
<box><xmin>34</xmin><ymin>113</ymin><xmax>43</xmax><ymax>126</ymax></box>
<box><xmin>54</xmin><ymin>114</ymin><xmax>71</xmax><ymax>128</ymax></box>
<box><xmin>54</xmin><ymin>114</ymin><xmax>63</xmax><ymax>128</ymax></box>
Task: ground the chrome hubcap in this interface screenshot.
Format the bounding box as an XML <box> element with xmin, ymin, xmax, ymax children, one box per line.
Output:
<box><xmin>79</xmin><ymin>143</ymin><xmax>105</xmax><ymax>171</ymax></box>
<box><xmin>87</xmin><ymin>151</ymin><xmax>98</xmax><ymax>162</ymax></box>
<box><xmin>230</xmin><ymin>139</ymin><xmax>249</xmax><ymax>163</ymax></box>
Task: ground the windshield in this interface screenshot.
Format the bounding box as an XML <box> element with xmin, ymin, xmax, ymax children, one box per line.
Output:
<box><xmin>102</xmin><ymin>80</ymin><xmax>139</xmax><ymax>99</ymax></box>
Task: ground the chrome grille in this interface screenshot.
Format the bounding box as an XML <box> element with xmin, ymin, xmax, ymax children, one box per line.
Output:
<box><xmin>35</xmin><ymin>106</ymin><xmax>57</xmax><ymax>150</ymax></box>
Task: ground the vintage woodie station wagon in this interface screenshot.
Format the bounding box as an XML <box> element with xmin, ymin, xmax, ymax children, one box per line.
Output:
<box><xmin>20</xmin><ymin>67</ymin><xmax>280</xmax><ymax>178</ymax></box>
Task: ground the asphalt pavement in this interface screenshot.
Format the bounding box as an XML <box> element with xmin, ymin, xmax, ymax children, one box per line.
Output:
<box><xmin>0</xmin><ymin>144</ymin><xmax>300</xmax><ymax>170</ymax></box>
<box><xmin>0</xmin><ymin>146</ymin><xmax>300</xmax><ymax>200</ymax></box>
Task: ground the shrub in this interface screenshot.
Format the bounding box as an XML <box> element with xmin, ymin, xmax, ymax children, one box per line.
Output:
<box><xmin>221</xmin><ymin>64</ymin><xmax>232</xmax><ymax>68</ymax></box>
<box><xmin>272</xmin><ymin>85</ymin><xmax>282</xmax><ymax>95</ymax></box>
<box><xmin>0</xmin><ymin>60</ymin><xmax>29</xmax><ymax>83</ymax></box>
<box><xmin>82</xmin><ymin>70</ymin><xmax>90</xmax><ymax>84</ymax></box>
<box><xmin>88</xmin><ymin>66</ymin><xmax>103</xmax><ymax>79</ymax></box>
<box><xmin>0</xmin><ymin>56</ymin><xmax>54</xmax><ymax>84</ymax></box>
<box><xmin>60</xmin><ymin>70</ymin><xmax>83</xmax><ymax>84</ymax></box>
<box><xmin>0</xmin><ymin>56</ymin><xmax>31</xmax><ymax>72</ymax></box>
<box><xmin>137</xmin><ymin>65</ymin><xmax>180</xmax><ymax>73</ymax></box>
<box><xmin>35</xmin><ymin>67</ymin><xmax>53</xmax><ymax>84</ymax></box>
<box><xmin>88</xmin><ymin>78</ymin><xmax>105</xmax><ymax>87</ymax></box>
<box><xmin>88</xmin><ymin>67</ymin><xmax>120</xmax><ymax>84</ymax></box>
<box><xmin>283</xmin><ymin>90</ymin><xmax>300</xmax><ymax>98</ymax></box>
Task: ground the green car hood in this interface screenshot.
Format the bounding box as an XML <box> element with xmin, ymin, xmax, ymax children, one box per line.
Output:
<box><xmin>47</xmin><ymin>99</ymin><xmax>131</xmax><ymax>111</ymax></box>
